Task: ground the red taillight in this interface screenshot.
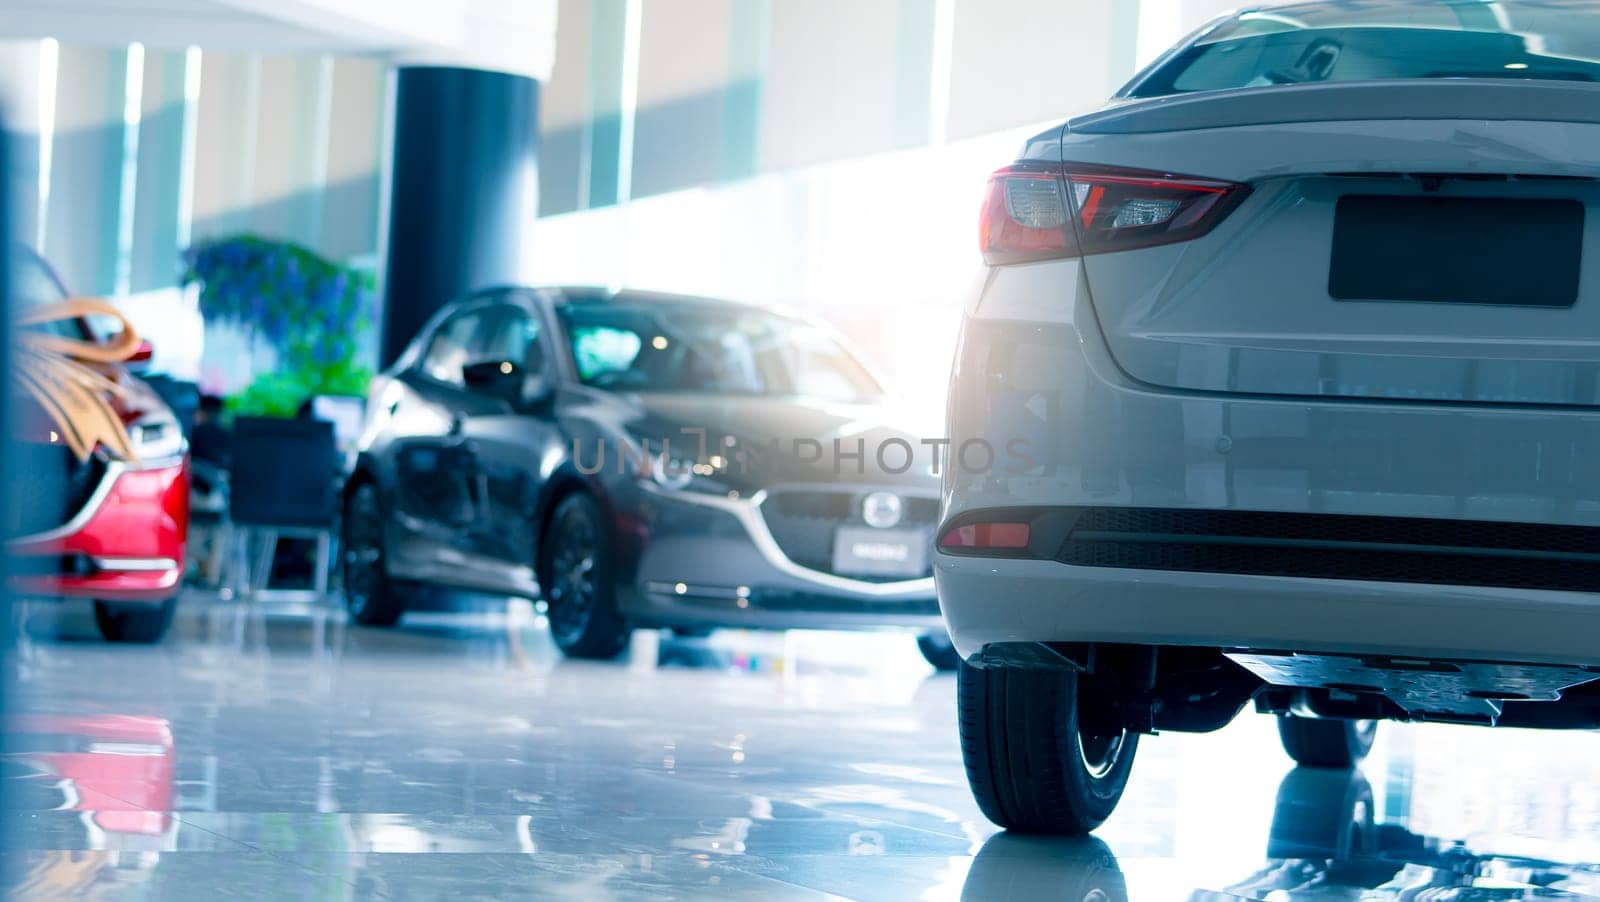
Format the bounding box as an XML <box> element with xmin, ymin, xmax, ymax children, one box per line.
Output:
<box><xmin>1069</xmin><ymin>167</ymin><xmax>1244</xmax><ymax>254</ymax></box>
<box><xmin>979</xmin><ymin>165</ymin><xmax>1072</xmax><ymax>265</ymax></box>
<box><xmin>939</xmin><ymin>522</ymin><xmax>1031</xmax><ymax>551</ymax></box>
<box><xmin>980</xmin><ymin>163</ymin><xmax>1247</xmax><ymax>264</ymax></box>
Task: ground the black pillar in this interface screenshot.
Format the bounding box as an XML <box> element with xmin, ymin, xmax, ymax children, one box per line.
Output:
<box><xmin>381</xmin><ymin>66</ymin><xmax>539</xmax><ymax>367</ymax></box>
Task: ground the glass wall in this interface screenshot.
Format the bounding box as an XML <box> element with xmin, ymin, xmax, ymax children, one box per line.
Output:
<box><xmin>0</xmin><ymin>40</ymin><xmax>385</xmax><ymax>390</ymax></box>
<box><xmin>527</xmin><ymin>0</ymin><xmax>1241</xmax><ymax>413</ymax></box>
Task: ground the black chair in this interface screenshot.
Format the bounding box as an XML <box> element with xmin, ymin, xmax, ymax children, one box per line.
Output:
<box><xmin>228</xmin><ymin>417</ymin><xmax>339</xmax><ymax>603</ymax></box>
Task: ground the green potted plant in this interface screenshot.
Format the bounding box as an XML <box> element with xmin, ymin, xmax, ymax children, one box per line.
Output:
<box><xmin>182</xmin><ymin>235</ymin><xmax>375</xmax><ymax>417</ymax></box>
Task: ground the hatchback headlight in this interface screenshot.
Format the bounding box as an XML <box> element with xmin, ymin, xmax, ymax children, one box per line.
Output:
<box><xmin>128</xmin><ymin>415</ymin><xmax>186</xmax><ymax>462</ymax></box>
<box><xmin>636</xmin><ymin>445</ymin><xmax>743</xmax><ymax>497</ymax></box>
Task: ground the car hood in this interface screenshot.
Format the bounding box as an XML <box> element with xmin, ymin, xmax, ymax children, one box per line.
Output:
<box><xmin>618</xmin><ymin>392</ymin><xmax>942</xmax><ymax>490</ymax></box>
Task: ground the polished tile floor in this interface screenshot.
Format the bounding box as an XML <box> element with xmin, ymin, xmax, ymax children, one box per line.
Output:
<box><xmin>5</xmin><ymin>591</ymin><xmax>1599</xmax><ymax>900</ymax></box>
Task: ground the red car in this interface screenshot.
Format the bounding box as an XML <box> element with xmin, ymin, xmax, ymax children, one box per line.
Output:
<box><xmin>8</xmin><ymin>248</ymin><xmax>189</xmax><ymax>642</ymax></box>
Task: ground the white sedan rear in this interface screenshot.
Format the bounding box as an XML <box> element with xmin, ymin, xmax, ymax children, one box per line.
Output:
<box><xmin>935</xmin><ymin>0</ymin><xmax>1600</xmax><ymax>835</ymax></box>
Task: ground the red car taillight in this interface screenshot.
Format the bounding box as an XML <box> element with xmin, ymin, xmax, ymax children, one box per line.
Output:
<box><xmin>979</xmin><ymin>163</ymin><xmax>1248</xmax><ymax>264</ymax></box>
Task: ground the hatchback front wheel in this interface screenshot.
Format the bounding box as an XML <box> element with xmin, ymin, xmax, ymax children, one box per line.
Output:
<box><xmin>94</xmin><ymin>596</ymin><xmax>176</xmax><ymax>643</ymax></box>
<box><xmin>540</xmin><ymin>492</ymin><xmax>631</xmax><ymax>660</ymax></box>
<box><xmin>342</xmin><ymin>482</ymin><xmax>410</xmax><ymax>627</ymax></box>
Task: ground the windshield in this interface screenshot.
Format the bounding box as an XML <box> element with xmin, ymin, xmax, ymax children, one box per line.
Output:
<box><xmin>556</xmin><ymin>298</ymin><xmax>884</xmax><ymax>402</ymax></box>
<box><xmin>1129</xmin><ymin>2</ymin><xmax>1600</xmax><ymax>97</ymax></box>
<box><xmin>11</xmin><ymin>248</ymin><xmax>91</xmax><ymax>341</ymax></box>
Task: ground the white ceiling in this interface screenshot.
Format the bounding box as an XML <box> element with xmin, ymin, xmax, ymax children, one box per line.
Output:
<box><xmin>0</xmin><ymin>0</ymin><xmax>556</xmax><ymax>78</ymax></box>
<box><xmin>0</xmin><ymin>0</ymin><xmax>381</xmax><ymax>52</ymax></box>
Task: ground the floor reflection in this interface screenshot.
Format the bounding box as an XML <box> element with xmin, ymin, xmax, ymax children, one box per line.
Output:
<box><xmin>1216</xmin><ymin>767</ymin><xmax>1600</xmax><ymax>899</ymax></box>
<box><xmin>961</xmin><ymin>835</ymin><xmax>1126</xmax><ymax>901</ymax></box>
<box><xmin>7</xmin><ymin>714</ymin><xmax>176</xmax><ymax>839</ymax></box>
<box><xmin>4</xmin><ymin>591</ymin><xmax>1598</xmax><ymax>900</ymax></box>
<box><xmin>6</xmin><ymin>714</ymin><xmax>178</xmax><ymax>897</ymax></box>
<box><xmin>963</xmin><ymin>767</ymin><xmax>1600</xmax><ymax>900</ymax></box>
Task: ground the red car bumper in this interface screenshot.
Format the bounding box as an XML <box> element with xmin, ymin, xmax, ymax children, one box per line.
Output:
<box><xmin>12</xmin><ymin>457</ymin><xmax>189</xmax><ymax>603</ymax></box>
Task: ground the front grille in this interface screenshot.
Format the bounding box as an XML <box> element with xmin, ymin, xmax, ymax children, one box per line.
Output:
<box><xmin>6</xmin><ymin>445</ymin><xmax>107</xmax><ymax>539</ymax></box>
<box><xmin>760</xmin><ymin>489</ymin><xmax>937</xmax><ymax>582</ymax></box>
<box><xmin>1058</xmin><ymin>507</ymin><xmax>1600</xmax><ymax>592</ymax></box>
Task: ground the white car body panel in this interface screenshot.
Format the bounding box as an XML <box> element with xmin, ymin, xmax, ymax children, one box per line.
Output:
<box><xmin>938</xmin><ymin>263</ymin><xmax>1600</xmax><ymax>663</ymax></box>
<box><xmin>938</xmin><ymin>0</ymin><xmax>1600</xmax><ymax>834</ymax></box>
<box><xmin>937</xmin><ymin>11</ymin><xmax>1600</xmax><ymax>678</ymax></box>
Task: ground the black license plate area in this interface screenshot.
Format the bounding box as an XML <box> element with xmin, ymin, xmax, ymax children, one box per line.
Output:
<box><xmin>1329</xmin><ymin>195</ymin><xmax>1583</xmax><ymax>307</ymax></box>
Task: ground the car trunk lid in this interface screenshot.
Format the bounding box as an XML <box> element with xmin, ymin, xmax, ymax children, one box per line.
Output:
<box><xmin>1062</xmin><ymin>81</ymin><xmax>1600</xmax><ymax>407</ymax></box>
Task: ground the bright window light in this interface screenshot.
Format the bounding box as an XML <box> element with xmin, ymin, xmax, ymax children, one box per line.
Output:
<box><xmin>36</xmin><ymin>38</ymin><xmax>59</xmax><ymax>249</ymax></box>
<box><xmin>176</xmin><ymin>46</ymin><xmax>202</xmax><ymax>251</ymax></box>
<box><xmin>114</xmin><ymin>42</ymin><xmax>145</xmax><ymax>297</ymax></box>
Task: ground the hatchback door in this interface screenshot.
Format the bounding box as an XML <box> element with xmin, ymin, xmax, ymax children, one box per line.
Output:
<box><xmin>1061</xmin><ymin>11</ymin><xmax>1600</xmax><ymax>408</ymax></box>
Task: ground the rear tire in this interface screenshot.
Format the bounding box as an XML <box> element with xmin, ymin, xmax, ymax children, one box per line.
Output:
<box><xmin>917</xmin><ymin>631</ymin><xmax>961</xmax><ymax>672</ymax></box>
<box><xmin>1277</xmin><ymin>715</ymin><xmax>1377</xmax><ymax>768</ymax></box>
<box><xmin>342</xmin><ymin>481</ymin><xmax>409</xmax><ymax>627</ymax></box>
<box><xmin>540</xmin><ymin>492</ymin><xmax>631</xmax><ymax>660</ymax></box>
<box><xmin>94</xmin><ymin>596</ymin><xmax>176</xmax><ymax>643</ymax></box>
<box><xmin>958</xmin><ymin>661</ymin><xmax>1138</xmax><ymax>835</ymax></box>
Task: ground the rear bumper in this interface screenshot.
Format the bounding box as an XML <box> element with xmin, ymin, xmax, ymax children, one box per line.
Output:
<box><xmin>937</xmin><ymin>270</ymin><xmax>1600</xmax><ymax>666</ymax></box>
<box><xmin>936</xmin><ymin>554</ymin><xmax>1600</xmax><ymax>669</ymax></box>
<box><xmin>11</xmin><ymin>457</ymin><xmax>189</xmax><ymax>603</ymax></box>
<box><xmin>620</xmin><ymin>485</ymin><xmax>941</xmax><ymax>631</ymax></box>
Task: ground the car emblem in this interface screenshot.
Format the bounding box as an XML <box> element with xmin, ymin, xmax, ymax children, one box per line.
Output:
<box><xmin>861</xmin><ymin>492</ymin><xmax>903</xmax><ymax>529</ymax></box>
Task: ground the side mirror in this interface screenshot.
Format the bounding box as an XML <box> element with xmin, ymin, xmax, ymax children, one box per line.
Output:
<box><xmin>461</xmin><ymin>360</ymin><xmax>552</xmax><ymax>410</ymax></box>
<box><xmin>462</xmin><ymin>359</ymin><xmax>521</xmax><ymax>402</ymax></box>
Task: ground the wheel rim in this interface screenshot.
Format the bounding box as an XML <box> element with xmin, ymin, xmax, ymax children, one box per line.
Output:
<box><xmin>1077</xmin><ymin>726</ymin><xmax>1127</xmax><ymax>781</ymax></box>
<box><xmin>546</xmin><ymin>510</ymin><xmax>598</xmax><ymax>643</ymax></box>
<box><xmin>1075</xmin><ymin>678</ymin><xmax>1129</xmax><ymax>781</ymax></box>
<box><xmin>343</xmin><ymin>486</ymin><xmax>383</xmax><ymax>617</ymax></box>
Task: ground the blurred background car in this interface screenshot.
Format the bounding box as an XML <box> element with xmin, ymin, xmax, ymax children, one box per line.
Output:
<box><xmin>344</xmin><ymin>286</ymin><xmax>958</xmax><ymax>668</ymax></box>
<box><xmin>7</xmin><ymin>247</ymin><xmax>189</xmax><ymax>642</ymax></box>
